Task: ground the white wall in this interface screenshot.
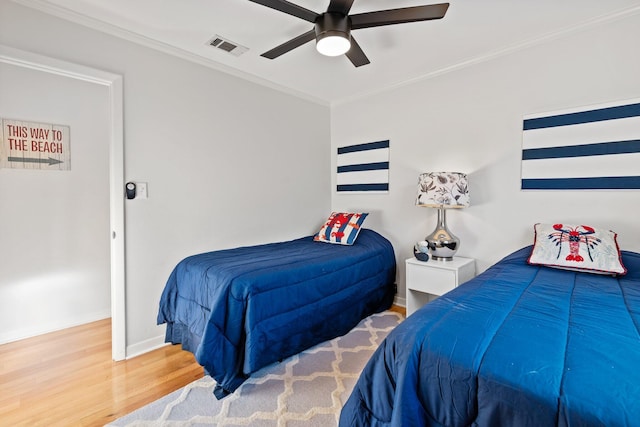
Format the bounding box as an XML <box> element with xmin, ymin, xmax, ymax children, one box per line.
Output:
<box><xmin>0</xmin><ymin>59</ymin><xmax>111</xmax><ymax>343</ymax></box>
<box><xmin>0</xmin><ymin>2</ymin><xmax>330</xmax><ymax>354</ymax></box>
<box><xmin>331</xmin><ymin>13</ymin><xmax>640</xmax><ymax>304</ymax></box>
<box><xmin>3</xmin><ymin>3</ymin><xmax>637</xmax><ymax>351</ymax></box>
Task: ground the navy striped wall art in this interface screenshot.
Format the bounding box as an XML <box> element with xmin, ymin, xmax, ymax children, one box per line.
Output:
<box><xmin>337</xmin><ymin>140</ymin><xmax>389</xmax><ymax>193</ymax></box>
<box><xmin>521</xmin><ymin>100</ymin><xmax>640</xmax><ymax>190</ymax></box>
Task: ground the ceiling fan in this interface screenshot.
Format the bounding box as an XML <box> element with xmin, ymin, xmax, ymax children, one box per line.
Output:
<box><xmin>248</xmin><ymin>0</ymin><xmax>449</xmax><ymax>67</ymax></box>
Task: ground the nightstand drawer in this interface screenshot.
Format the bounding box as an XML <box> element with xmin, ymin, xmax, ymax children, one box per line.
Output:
<box><xmin>406</xmin><ymin>266</ymin><xmax>456</xmax><ymax>296</ymax></box>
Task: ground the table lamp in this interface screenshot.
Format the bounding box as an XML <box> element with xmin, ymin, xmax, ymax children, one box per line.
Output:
<box><xmin>415</xmin><ymin>172</ymin><xmax>470</xmax><ymax>260</ymax></box>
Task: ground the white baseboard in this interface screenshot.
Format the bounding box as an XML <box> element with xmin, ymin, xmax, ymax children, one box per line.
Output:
<box><xmin>122</xmin><ymin>298</ymin><xmax>407</xmax><ymax>360</ymax></box>
<box><xmin>123</xmin><ymin>297</ymin><xmax>407</xmax><ymax>359</ymax></box>
<box><xmin>393</xmin><ymin>295</ymin><xmax>406</xmax><ymax>308</ymax></box>
<box><xmin>126</xmin><ymin>334</ymin><xmax>169</xmax><ymax>359</ymax></box>
<box><xmin>0</xmin><ymin>309</ymin><xmax>111</xmax><ymax>345</ymax></box>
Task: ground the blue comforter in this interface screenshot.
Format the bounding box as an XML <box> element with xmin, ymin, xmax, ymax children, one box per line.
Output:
<box><xmin>340</xmin><ymin>247</ymin><xmax>640</xmax><ymax>426</ymax></box>
<box><xmin>157</xmin><ymin>229</ymin><xmax>395</xmax><ymax>398</ymax></box>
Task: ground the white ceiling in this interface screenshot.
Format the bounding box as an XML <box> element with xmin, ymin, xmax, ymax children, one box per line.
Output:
<box><xmin>17</xmin><ymin>0</ymin><xmax>640</xmax><ymax>104</ymax></box>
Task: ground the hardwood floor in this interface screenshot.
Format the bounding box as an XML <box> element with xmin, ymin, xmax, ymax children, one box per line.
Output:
<box><xmin>0</xmin><ymin>319</ymin><xmax>203</xmax><ymax>427</ymax></box>
<box><xmin>0</xmin><ymin>305</ymin><xmax>406</xmax><ymax>427</ymax></box>
<box><xmin>388</xmin><ymin>303</ymin><xmax>406</xmax><ymax>317</ymax></box>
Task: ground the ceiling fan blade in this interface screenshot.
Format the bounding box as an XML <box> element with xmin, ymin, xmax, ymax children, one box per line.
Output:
<box><xmin>248</xmin><ymin>0</ymin><xmax>318</xmax><ymax>23</ymax></box>
<box><xmin>345</xmin><ymin>36</ymin><xmax>370</xmax><ymax>67</ymax></box>
<box><xmin>350</xmin><ymin>3</ymin><xmax>449</xmax><ymax>30</ymax></box>
<box><xmin>327</xmin><ymin>0</ymin><xmax>355</xmax><ymax>15</ymax></box>
<box><xmin>261</xmin><ymin>29</ymin><xmax>316</xmax><ymax>59</ymax></box>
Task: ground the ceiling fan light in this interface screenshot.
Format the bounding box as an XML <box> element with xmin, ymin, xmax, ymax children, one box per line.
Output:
<box><xmin>316</xmin><ymin>33</ymin><xmax>351</xmax><ymax>56</ymax></box>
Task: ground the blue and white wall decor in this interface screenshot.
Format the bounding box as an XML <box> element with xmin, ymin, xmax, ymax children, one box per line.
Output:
<box><xmin>337</xmin><ymin>140</ymin><xmax>389</xmax><ymax>193</ymax></box>
<box><xmin>521</xmin><ymin>100</ymin><xmax>640</xmax><ymax>190</ymax></box>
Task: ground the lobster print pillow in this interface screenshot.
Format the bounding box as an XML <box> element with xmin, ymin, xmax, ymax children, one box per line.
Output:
<box><xmin>528</xmin><ymin>223</ymin><xmax>626</xmax><ymax>275</ymax></box>
<box><xmin>314</xmin><ymin>212</ymin><xmax>368</xmax><ymax>245</ymax></box>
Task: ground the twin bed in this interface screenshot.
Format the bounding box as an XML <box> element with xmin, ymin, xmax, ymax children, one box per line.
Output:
<box><xmin>157</xmin><ymin>227</ymin><xmax>396</xmax><ymax>398</ymax></box>
<box><xmin>340</xmin><ymin>242</ymin><xmax>640</xmax><ymax>426</ymax></box>
<box><xmin>158</xmin><ymin>220</ymin><xmax>640</xmax><ymax>425</ymax></box>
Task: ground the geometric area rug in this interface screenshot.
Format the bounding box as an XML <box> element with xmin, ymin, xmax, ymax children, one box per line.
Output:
<box><xmin>107</xmin><ymin>311</ymin><xmax>403</xmax><ymax>427</ymax></box>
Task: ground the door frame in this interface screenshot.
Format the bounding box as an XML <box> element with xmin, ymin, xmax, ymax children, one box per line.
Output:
<box><xmin>0</xmin><ymin>45</ymin><xmax>126</xmax><ymax>360</ymax></box>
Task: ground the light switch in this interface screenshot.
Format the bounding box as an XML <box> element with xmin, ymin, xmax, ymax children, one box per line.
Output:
<box><xmin>136</xmin><ymin>182</ymin><xmax>148</xmax><ymax>199</ymax></box>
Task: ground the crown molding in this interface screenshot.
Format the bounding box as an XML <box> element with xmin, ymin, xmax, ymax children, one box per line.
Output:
<box><xmin>11</xmin><ymin>0</ymin><xmax>330</xmax><ymax>107</ymax></box>
<box><xmin>332</xmin><ymin>4</ymin><xmax>640</xmax><ymax>106</ymax></box>
<box><xmin>11</xmin><ymin>0</ymin><xmax>640</xmax><ymax>108</ymax></box>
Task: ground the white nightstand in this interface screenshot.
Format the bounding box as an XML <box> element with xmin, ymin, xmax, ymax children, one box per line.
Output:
<box><xmin>405</xmin><ymin>256</ymin><xmax>476</xmax><ymax>317</ymax></box>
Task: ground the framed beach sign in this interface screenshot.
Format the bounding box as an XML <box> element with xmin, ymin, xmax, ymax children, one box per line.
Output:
<box><xmin>1</xmin><ymin>118</ymin><xmax>71</xmax><ymax>170</ymax></box>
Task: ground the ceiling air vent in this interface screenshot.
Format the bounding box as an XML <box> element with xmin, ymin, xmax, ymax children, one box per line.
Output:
<box><xmin>207</xmin><ymin>35</ymin><xmax>248</xmax><ymax>57</ymax></box>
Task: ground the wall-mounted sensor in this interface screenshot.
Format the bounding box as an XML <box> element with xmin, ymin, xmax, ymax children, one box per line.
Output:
<box><xmin>126</xmin><ymin>182</ymin><xmax>136</xmax><ymax>199</ymax></box>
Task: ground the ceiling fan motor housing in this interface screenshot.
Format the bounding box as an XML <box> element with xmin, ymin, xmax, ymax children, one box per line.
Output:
<box><xmin>315</xmin><ymin>12</ymin><xmax>352</xmax><ymax>44</ymax></box>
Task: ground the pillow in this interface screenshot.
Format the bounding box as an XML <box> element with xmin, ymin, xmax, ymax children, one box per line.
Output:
<box><xmin>314</xmin><ymin>212</ymin><xmax>368</xmax><ymax>245</ymax></box>
<box><xmin>527</xmin><ymin>223</ymin><xmax>626</xmax><ymax>275</ymax></box>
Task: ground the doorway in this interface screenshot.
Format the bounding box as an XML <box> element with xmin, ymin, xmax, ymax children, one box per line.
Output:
<box><xmin>0</xmin><ymin>45</ymin><xmax>125</xmax><ymax>359</ymax></box>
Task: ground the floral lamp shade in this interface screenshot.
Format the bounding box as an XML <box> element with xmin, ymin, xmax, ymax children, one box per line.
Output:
<box><xmin>415</xmin><ymin>172</ymin><xmax>470</xmax><ymax>208</ymax></box>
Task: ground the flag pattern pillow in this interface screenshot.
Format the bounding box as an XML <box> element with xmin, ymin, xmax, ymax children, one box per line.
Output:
<box><xmin>314</xmin><ymin>212</ymin><xmax>368</xmax><ymax>245</ymax></box>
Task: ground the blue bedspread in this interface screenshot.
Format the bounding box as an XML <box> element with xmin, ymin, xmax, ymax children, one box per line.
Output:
<box><xmin>157</xmin><ymin>229</ymin><xmax>395</xmax><ymax>398</ymax></box>
<box><xmin>340</xmin><ymin>247</ymin><xmax>640</xmax><ymax>426</ymax></box>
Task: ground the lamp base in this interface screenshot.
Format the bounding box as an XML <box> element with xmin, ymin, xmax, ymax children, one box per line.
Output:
<box><xmin>425</xmin><ymin>207</ymin><xmax>460</xmax><ymax>261</ymax></box>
